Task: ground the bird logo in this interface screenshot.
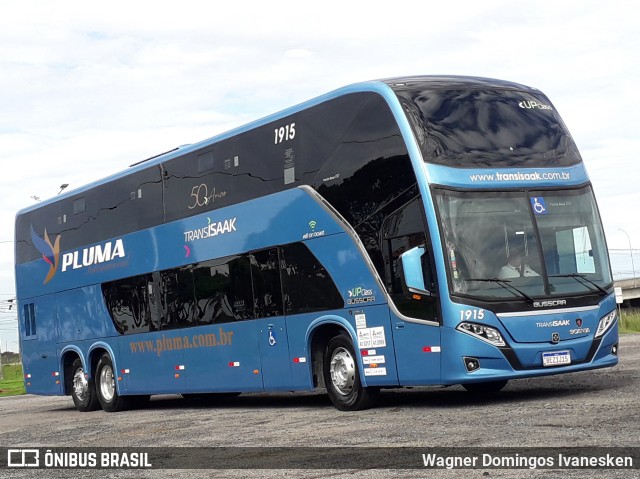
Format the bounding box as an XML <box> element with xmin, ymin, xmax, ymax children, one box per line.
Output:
<box><xmin>30</xmin><ymin>226</ymin><xmax>61</xmax><ymax>284</ymax></box>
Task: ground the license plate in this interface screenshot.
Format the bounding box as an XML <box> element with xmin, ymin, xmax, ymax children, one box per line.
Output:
<box><xmin>542</xmin><ymin>351</ymin><xmax>571</xmax><ymax>367</ymax></box>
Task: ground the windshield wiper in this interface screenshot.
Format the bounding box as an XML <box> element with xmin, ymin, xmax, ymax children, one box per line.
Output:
<box><xmin>549</xmin><ymin>274</ymin><xmax>608</xmax><ymax>296</ymax></box>
<box><xmin>467</xmin><ymin>278</ymin><xmax>534</xmax><ymax>304</ymax></box>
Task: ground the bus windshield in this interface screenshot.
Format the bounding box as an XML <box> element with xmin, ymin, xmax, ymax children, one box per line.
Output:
<box><xmin>399</xmin><ymin>87</ymin><xmax>581</xmax><ymax>168</ymax></box>
<box><xmin>434</xmin><ymin>185</ymin><xmax>612</xmax><ymax>302</ymax></box>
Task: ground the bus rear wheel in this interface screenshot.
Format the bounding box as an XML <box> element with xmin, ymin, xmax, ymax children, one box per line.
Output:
<box><xmin>95</xmin><ymin>353</ymin><xmax>130</xmax><ymax>412</ymax></box>
<box><xmin>70</xmin><ymin>358</ymin><xmax>99</xmax><ymax>412</ymax></box>
<box><xmin>323</xmin><ymin>334</ymin><xmax>378</xmax><ymax>411</ymax></box>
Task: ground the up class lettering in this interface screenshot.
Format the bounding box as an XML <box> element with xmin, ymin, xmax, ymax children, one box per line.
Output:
<box><xmin>518</xmin><ymin>100</ymin><xmax>553</xmax><ymax>110</ymax></box>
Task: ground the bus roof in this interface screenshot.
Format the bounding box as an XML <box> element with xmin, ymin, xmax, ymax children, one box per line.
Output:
<box><xmin>16</xmin><ymin>75</ymin><xmax>537</xmax><ymax>217</ymax></box>
<box><xmin>382</xmin><ymin>75</ymin><xmax>536</xmax><ymax>92</ymax></box>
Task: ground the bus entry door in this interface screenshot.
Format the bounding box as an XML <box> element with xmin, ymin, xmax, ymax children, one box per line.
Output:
<box><xmin>257</xmin><ymin>317</ymin><xmax>293</xmax><ymax>390</ymax></box>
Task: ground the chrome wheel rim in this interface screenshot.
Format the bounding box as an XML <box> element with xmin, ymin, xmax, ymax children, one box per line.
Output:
<box><xmin>73</xmin><ymin>368</ymin><xmax>88</xmax><ymax>401</ymax></box>
<box><xmin>329</xmin><ymin>347</ymin><xmax>355</xmax><ymax>396</ymax></box>
<box><xmin>99</xmin><ymin>364</ymin><xmax>115</xmax><ymax>402</ymax></box>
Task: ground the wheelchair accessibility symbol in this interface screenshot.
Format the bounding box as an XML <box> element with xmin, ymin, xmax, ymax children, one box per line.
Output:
<box><xmin>530</xmin><ymin>197</ymin><xmax>547</xmax><ymax>215</ymax></box>
<box><xmin>268</xmin><ymin>331</ymin><xmax>277</xmax><ymax>346</ymax></box>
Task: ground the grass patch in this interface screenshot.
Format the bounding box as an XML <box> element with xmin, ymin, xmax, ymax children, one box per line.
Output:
<box><xmin>619</xmin><ymin>308</ymin><xmax>640</xmax><ymax>334</ymax></box>
<box><xmin>0</xmin><ymin>363</ymin><xmax>26</xmax><ymax>397</ymax></box>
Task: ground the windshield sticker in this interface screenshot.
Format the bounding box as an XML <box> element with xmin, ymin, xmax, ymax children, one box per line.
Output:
<box><xmin>530</xmin><ymin>197</ymin><xmax>548</xmax><ymax>215</ymax></box>
<box><xmin>548</xmin><ymin>200</ymin><xmax>572</xmax><ymax>208</ymax></box>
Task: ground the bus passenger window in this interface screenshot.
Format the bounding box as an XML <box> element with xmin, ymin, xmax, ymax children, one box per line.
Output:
<box><xmin>250</xmin><ymin>249</ymin><xmax>284</xmax><ymax>318</ymax></box>
<box><xmin>192</xmin><ymin>256</ymin><xmax>253</xmax><ymax>324</ymax></box>
<box><xmin>23</xmin><ymin>303</ymin><xmax>36</xmax><ymax>338</ymax></box>
<box><xmin>102</xmin><ymin>274</ymin><xmax>155</xmax><ymax>335</ymax></box>
<box><xmin>279</xmin><ymin>243</ymin><xmax>343</xmax><ymax>315</ymax></box>
<box><xmin>160</xmin><ymin>266</ymin><xmax>197</xmax><ymax>329</ymax></box>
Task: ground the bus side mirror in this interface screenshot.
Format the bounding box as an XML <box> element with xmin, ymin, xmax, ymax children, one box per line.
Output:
<box><xmin>400</xmin><ymin>246</ymin><xmax>433</xmax><ymax>298</ymax></box>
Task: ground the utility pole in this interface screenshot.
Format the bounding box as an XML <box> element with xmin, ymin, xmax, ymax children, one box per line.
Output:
<box><xmin>619</xmin><ymin>229</ymin><xmax>636</xmax><ymax>288</ymax></box>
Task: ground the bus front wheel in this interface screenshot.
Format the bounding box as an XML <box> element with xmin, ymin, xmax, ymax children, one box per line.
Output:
<box><xmin>95</xmin><ymin>353</ymin><xmax>130</xmax><ymax>412</ymax></box>
<box><xmin>323</xmin><ymin>334</ymin><xmax>378</xmax><ymax>411</ymax></box>
<box><xmin>70</xmin><ymin>358</ymin><xmax>99</xmax><ymax>412</ymax></box>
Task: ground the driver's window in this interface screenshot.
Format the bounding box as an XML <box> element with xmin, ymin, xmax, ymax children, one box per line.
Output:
<box><xmin>382</xmin><ymin>197</ymin><xmax>437</xmax><ymax>321</ymax></box>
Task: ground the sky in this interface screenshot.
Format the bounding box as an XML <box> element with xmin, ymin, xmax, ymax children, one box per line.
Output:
<box><xmin>0</xmin><ymin>0</ymin><xmax>639</xmax><ymax>350</ymax></box>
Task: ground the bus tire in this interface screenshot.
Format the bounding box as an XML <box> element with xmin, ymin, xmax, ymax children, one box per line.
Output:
<box><xmin>95</xmin><ymin>353</ymin><xmax>130</xmax><ymax>412</ymax></box>
<box><xmin>463</xmin><ymin>380</ymin><xmax>508</xmax><ymax>394</ymax></box>
<box><xmin>323</xmin><ymin>333</ymin><xmax>378</xmax><ymax>411</ymax></box>
<box><xmin>70</xmin><ymin>358</ymin><xmax>100</xmax><ymax>412</ymax></box>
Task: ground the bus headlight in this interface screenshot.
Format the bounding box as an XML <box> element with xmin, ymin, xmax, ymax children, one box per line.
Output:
<box><xmin>456</xmin><ymin>322</ymin><xmax>506</xmax><ymax>347</ymax></box>
<box><xmin>595</xmin><ymin>310</ymin><xmax>617</xmax><ymax>338</ymax></box>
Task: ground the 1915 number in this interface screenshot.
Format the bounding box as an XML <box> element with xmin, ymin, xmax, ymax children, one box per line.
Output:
<box><xmin>460</xmin><ymin>309</ymin><xmax>485</xmax><ymax>321</ymax></box>
<box><xmin>274</xmin><ymin>123</ymin><xmax>296</xmax><ymax>144</ymax></box>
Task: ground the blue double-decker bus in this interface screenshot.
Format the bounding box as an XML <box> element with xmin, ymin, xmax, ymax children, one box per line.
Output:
<box><xmin>15</xmin><ymin>76</ymin><xmax>618</xmax><ymax>411</ymax></box>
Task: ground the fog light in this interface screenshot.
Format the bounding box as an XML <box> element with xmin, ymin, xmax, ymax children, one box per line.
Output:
<box><xmin>611</xmin><ymin>343</ymin><xmax>618</xmax><ymax>356</ymax></box>
<box><xmin>464</xmin><ymin>357</ymin><xmax>480</xmax><ymax>372</ymax></box>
